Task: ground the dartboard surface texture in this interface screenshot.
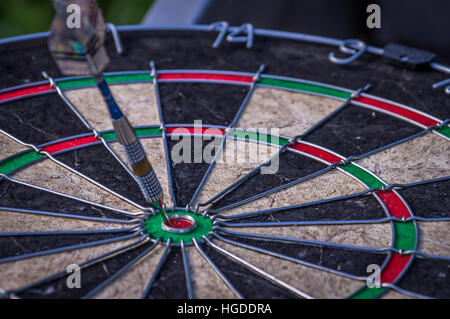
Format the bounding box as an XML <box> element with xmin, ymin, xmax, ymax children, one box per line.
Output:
<box><xmin>0</xmin><ymin>24</ymin><xmax>449</xmax><ymax>299</ymax></box>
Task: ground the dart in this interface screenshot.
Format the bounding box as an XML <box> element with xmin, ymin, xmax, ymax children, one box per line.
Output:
<box><xmin>47</xmin><ymin>0</ymin><xmax>166</xmax><ymax>217</ymax></box>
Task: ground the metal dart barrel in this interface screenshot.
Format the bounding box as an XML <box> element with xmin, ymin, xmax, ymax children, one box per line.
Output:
<box><xmin>87</xmin><ymin>57</ymin><xmax>164</xmax><ymax>206</ymax></box>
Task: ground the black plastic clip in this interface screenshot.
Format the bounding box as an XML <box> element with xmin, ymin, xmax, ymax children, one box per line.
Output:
<box><xmin>383</xmin><ymin>43</ymin><xmax>435</xmax><ymax>70</ymax></box>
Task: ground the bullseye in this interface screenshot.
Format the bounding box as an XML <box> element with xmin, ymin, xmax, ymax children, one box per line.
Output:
<box><xmin>161</xmin><ymin>214</ymin><xmax>197</xmax><ymax>234</ymax></box>
<box><xmin>166</xmin><ymin>217</ymin><xmax>193</xmax><ymax>229</ymax></box>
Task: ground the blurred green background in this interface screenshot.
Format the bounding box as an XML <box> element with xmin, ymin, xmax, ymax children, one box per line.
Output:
<box><xmin>0</xmin><ymin>0</ymin><xmax>154</xmax><ymax>38</ymax></box>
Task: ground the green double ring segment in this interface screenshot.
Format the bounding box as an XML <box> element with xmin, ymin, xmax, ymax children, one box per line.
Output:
<box><xmin>144</xmin><ymin>211</ymin><xmax>213</xmax><ymax>244</ymax></box>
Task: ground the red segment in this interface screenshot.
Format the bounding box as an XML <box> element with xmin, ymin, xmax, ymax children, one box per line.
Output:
<box><xmin>376</xmin><ymin>191</ymin><xmax>412</xmax><ymax>219</ymax></box>
<box><xmin>166</xmin><ymin>126</ymin><xmax>225</xmax><ymax>136</ymax></box>
<box><xmin>0</xmin><ymin>84</ymin><xmax>53</xmax><ymax>103</ymax></box>
<box><xmin>167</xmin><ymin>217</ymin><xmax>193</xmax><ymax>229</ymax></box>
<box><xmin>355</xmin><ymin>96</ymin><xmax>439</xmax><ymax>127</ymax></box>
<box><xmin>158</xmin><ymin>73</ymin><xmax>253</xmax><ymax>84</ymax></box>
<box><xmin>288</xmin><ymin>142</ymin><xmax>342</xmax><ymax>164</ymax></box>
<box><xmin>42</xmin><ymin>135</ymin><xmax>100</xmax><ymax>154</ymax></box>
<box><xmin>380</xmin><ymin>253</ymin><xmax>411</xmax><ymax>284</ymax></box>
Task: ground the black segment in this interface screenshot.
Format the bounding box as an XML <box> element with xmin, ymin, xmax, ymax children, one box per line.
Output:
<box><xmin>217</xmin><ymin>232</ymin><xmax>387</xmax><ymax>277</ymax></box>
<box><xmin>211</xmin><ymin>150</ymin><xmax>327</xmax><ymax>210</ymax></box>
<box><xmin>224</xmin><ymin>194</ymin><xmax>385</xmax><ymax>224</ymax></box>
<box><xmin>396</xmin><ymin>257</ymin><xmax>450</xmax><ymax>299</ymax></box>
<box><xmin>159</xmin><ymin>82</ymin><xmax>249</xmax><ymax>126</ymax></box>
<box><xmin>0</xmin><ymin>179</ymin><xmax>133</xmax><ymax>220</ymax></box>
<box><xmin>0</xmin><ymin>37</ymin><xmax>62</xmax><ymax>88</ymax></box>
<box><xmin>167</xmin><ymin>136</ymin><xmax>221</xmax><ymax>206</ymax></box>
<box><xmin>397</xmin><ymin>178</ymin><xmax>450</xmax><ymax>218</ymax></box>
<box><xmin>16</xmin><ymin>241</ymin><xmax>152</xmax><ymax>299</ymax></box>
<box><xmin>146</xmin><ymin>247</ymin><xmax>187</xmax><ymax>299</ymax></box>
<box><xmin>0</xmin><ymin>94</ymin><xmax>89</xmax><ymax>145</ymax></box>
<box><xmin>304</xmin><ymin>105</ymin><xmax>422</xmax><ymax>157</ymax></box>
<box><xmin>1</xmin><ymin>31</ymin><xmax>448</xmax><ymax>119</ymax></box>
<box><xmin>0</xmin><ymin>232</ymin><xmax>128</xmax><ymax>260</ymax></box>
<box><xmin>200</xmin><ymin>242</ymin><xmax>300</xmax><ymax>298</ymax></box>
<box><xmin>54</xmin><ymin>144</ymin><xmax>146</xmax><ymax>206</ymax></box>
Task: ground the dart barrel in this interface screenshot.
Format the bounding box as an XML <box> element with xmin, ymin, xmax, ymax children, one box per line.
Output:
<box><xmin>113</xmin><ymin>116</ymin><xmax>163</xmax><ymax>203</ymax></box>
<box><xmin>122</xmin><ymin>139</ymin><xmax>163</xmax><ymax>203</ymax></box>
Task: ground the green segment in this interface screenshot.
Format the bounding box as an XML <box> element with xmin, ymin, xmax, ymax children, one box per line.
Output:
<box><xmin>393</xmin><ymin>222</ymin><xmax>416</xmax><ymax>251</ymax></box>
<box><xmin>339</xmin><ymin>164</ymin><xmax>385</xmax><ymax>189</ymax></box>
<box><xmin>57</xmin><ymin>77</ymin><xmax>96</xmax><ymax>90</ymax></box>
<box><xmin>57</xmin><ymin>73</ymin><xmax>153</xmax><ymax>90</ymax></box>
<box><xmin>0</xmin><ymin>150</ymin><xmax>43</xmax><ymax>174</ymax></box>
<box><xmin>258</xmin><ymin>77</ymin><xmax>352</xmax><ymax>100</ymax></box>
<box><xmin>436</xmin><ymin>125</ymin><xmax>450</xmax><ymax>138</ymax></box>
<box><xmin>229</xmin><ymin>129</ymin><xmax>289</xmax><ymax>146</ymax></box>
<box><xmin>144</xmin><ymin>211</ymin><xmax>213</xmax><ymax>244</ymax></box>
<box><xmin>100</xmin><ymin>127</ymin><xmax>162</xmax><ymax>141</ymax></box>
<box><xmin>351</xmin><ymin>287</ymin><xmax>386</xmax><ymax>299</ymax></box>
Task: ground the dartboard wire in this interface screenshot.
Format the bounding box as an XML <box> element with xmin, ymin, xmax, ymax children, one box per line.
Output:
<box><xmin>0</xmin><ymin>226</ymin><xmax>140</xmax><ymax>237</ymax></box>
<box><xmin>202</xmin><ymin>235</ymin><xmax>314</xmax><ymax>299</ymax></box>
<box><xmin>41</xmin><ymin>71</ymin><xmax>143</xmax><ymax>187</ymax></box>
<box><xmin>149</xmin><ymin>61</ymin><xmax>177</xmax><ymax>207</ymax></box>
<box><xmin>0</xmin><ymin>206</ymin><xmax>140</xmax><ymax>225</ymax></box>
<box><xmin>180</xmin><ymin>239</ymin><xmax>194</xmax><ymax>299</ymax></box>
<box><xmin>0</xmin><ymin>173</ymin><xmax>143</xmax><ymax>219</ymax></box>
<box><xmin>211</xmin><ymin>230</ymin><xmax>394</xmax><ymax>298</ymax></box>
<box><xmin>338</xmin><ymin>174</ymin><xmax>417</xmax><ymax>299</ymax></box>
<box><xmin>211</xmin><ymin>231</ymin><xmax>366</xmax><ymax>281</ymax></box>
<box><xmin>198</xmin><ymin>143</ymin><xmax>290</xmax><ymax>208</ymax></box>
<box><xmin>340</xmin><ymin>118</ymin><xmax>450</xmax><ymax>164</ymax></box>
<box><xmin>196</xmin><ymin>82</ymin><xmax>372</xmax><ymax>211</ymax></box>
<box><xmin>82</xmin><ymin>238</ymin><xmax>161</xmax><ymax>299</ymax></box>
<box><xmin>1</xmin><ymin>125</ymin><xmax>442</xmax><ymax>276</ymax></box>
<box><xmin>188</xmin><ymin>64</ymin><xmax>266</xmax><ymax>208</ymax></box>
<box><xmin>215</xmin><ymin>224</ymin><xmax>449</xmax><ymax>262</ymax></box>
<box><xmin>209</xmin><ymin>144</ymin><xmax>423</xmax><ymax>299</ymax></box>
<box><xmin>198</xmin><ymin>118</ymin><xmax>448</xmax><ymax>214</ymax></box>
<box><xmin>339</xmin><ymin>162</ymin><xmax>419</xmax><ymax>298</ymax></box>
<box><xmin>106</xmin><ymin>22</ymin><xmax>124</xmax><ymax>55</ymax></box>
<box><xmin>381</xmin><ymin>283</ymin><xmax>434</xmax><ymax>299</ymax></box>
<box><xmin>216</xmin><ymin>216</ymin><xmax>450</xmax><ymax>227</ymax></box>
<box><xmin>291</xmin><ymin>83</ymin><xmax>371</xmax><ymax>142</ymax></box>
<box><xmin>0</xmin><ymin>38</ymin><xmax>444</xmax><ymax>300</ymax></box>
<box><xmin>211</xmin><ymin>163</ymin><xmax>340</xmax><ymax>213</ymax></box>
<box><xmin>1</xmin><ymin>70</ymin><xmax>448</xmax><ymax>139</ymax></box>
<box><xmin>0</xmin><ymin>229</ymin><xmax>143</xmax><ymax>264</ymax></box>
<box><xmin>215</xmin><ymin>226</ymin><xmax>389</xmax><ymax>254</ymax></box>
<box><xmin>213</xmin><ymin>174</ymin><xmax>450</xmax><ymax>222</ymax></box>
<box><xmin>192</xmin><ymin>237</ymin><xmax>244</xmax><ymax>299</ymax></box>
<box><xmin>0</xmin><ymin>129</ymin><xmax>153</xmax><ymax>213</ymax></box>
<box><xmin>141</xmin><ymin>238</ymin><xmax>172</xmax><ymax>299</ymax></box>
<box><xmin>9</xmin><ymin>234</ymin><xmax>150</xmax><ymax>298</ymax></box>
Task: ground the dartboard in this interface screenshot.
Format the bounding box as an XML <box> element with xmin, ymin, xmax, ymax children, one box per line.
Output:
<box><xmin>0</xmin><ymin>23</ymin><xmax>449</xmax><ymax>299</ymax></box>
